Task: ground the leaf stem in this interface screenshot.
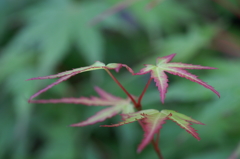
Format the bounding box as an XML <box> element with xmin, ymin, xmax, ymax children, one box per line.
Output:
<box><xmin>105</xmin><ymin>69</ymin><xmax>138</xmax><ymax>106</ymax></box>
<box><xmin>136</xmin><ymin>78</ymin><xmax>152</xmax><ymax>110</ymax></box>
<box><xmin>154</xmin><ymin>130</ymin><xmax>162</xmax><ymax>157</ymax></box>
<box><xmin>138</xmin><ymin>121</ymin><xmax>163</xmax><ymax>159</ymax></box>
<box><xmin>105</xmin><ymin>70</ymin><xmax>163</xmax><ymax>159</ymax></box>
<box><xmin>151</xmin><ymin>138</ymin><xmax>164</xmax><ymax>159</ymax></box>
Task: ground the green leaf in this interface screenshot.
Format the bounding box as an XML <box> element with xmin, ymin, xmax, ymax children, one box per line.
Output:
<box><xmin>102</xmin><ymin>109</ymin><xmax>204</xmax><ymax>152</ymax></box>
<box><xmin>136</xmin><ymin>53</ymin><xmax>220</xmax><ymax>103</ymax></box>
<box><xmin>27</xmin><ymin>61</ymin><xmax>134</xmax><ymax>101</ymax></box>
<box><xmin>29</xmin><ymin>86</ymin><xmax>135</xmax><ymax>127</ymax></box>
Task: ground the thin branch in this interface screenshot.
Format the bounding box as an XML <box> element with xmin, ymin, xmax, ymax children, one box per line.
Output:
<box><xmin>151</xmin><ymin>139</ymin><xmax>164</xmax><ymax>159</ymax></box>
<box><xmin>155</xmin><ymin>129</ymin><xmax>160</xmax><ymax>145</ymax></box>
<box><xmin>138</xmin><ymin>109</ymin><xmax>163</xmax><ymax>159</ymax></box>
<box><xmin>138</xmin><ymin>121</ymin><xmax>163</xmax><ymax>159</ymax></box>
<box><xmin>152</xmin><ymin>129</ymin><xmax>163</xmax><ymax>159</ymax></box>
<box><xmin>137</xmin><ymin>78</ymin><xmax>152</xmax><ymax>106</ymax></box>
<box><xmin>105</xmin><ymin>69</ymin><xmax>138</xmax><ymax>106</ymax></box>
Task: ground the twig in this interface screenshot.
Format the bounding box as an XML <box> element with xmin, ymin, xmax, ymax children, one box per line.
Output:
<box><xmin>105</xmin><ymin>69</ymin><xmax>138</xmax><ymax>106</ymax></box>
<box><xmin>136</xmin><ymin>78</ymin><xmax>152</xmax><ymax>110</ymax></box>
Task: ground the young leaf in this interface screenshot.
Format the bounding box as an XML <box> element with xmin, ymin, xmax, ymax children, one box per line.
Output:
<box><xmin>101</xmin><ymin>109</ymin><xmax>159</xmax><ymax>127</ymax></box>
<box><xmin>29</xmin><ymin>86</ymin><xmax>135</xmax><ymax>127</ymax></box>
<box><xmin>161</xmin><ymin>110</ymin><xmax>204</xmax><ymax>140</ymax></box>
<box><xmin>136</xmin><ymin>53</ymin><xmax>220</xmax><ymax>103</ymax></box>
<box><xmin>137</xmin><ymin>112</ymin><xmax>169</xmax><ymax>153</ymax></box>
<box><xmin>27</xmin><ymin>61</ymin><xmax>134</xmax><ymax>101</ymax></box>
<box><xmin>101</xmin><ymin>109</ymin><xmax>204</xmax><ymax>152</ymax></box>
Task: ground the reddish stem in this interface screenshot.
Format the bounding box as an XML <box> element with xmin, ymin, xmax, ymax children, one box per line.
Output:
<box><xmin>137</xmin><ymin>78</ymin><xmax>163</xmax><ymax>159</ymax></box>
<box><xmin>139</xmin><ymin>122</ymin><xmax>163</xmax><ymax>159</ymax></box>
<box><xmin>138</xmin><ymin>78</ymin><xmax>152</xmax><ymax>107</ymax></box>
<box><xmin>151</xmin><ymin>139</ymin><xmax>164</xmax><ymax>159</ymax></box>
<box><xmin>156</xmin><ymin>129</ymin><xmax>160</xmax><ymax>145</ymax></box>
<box><xmin>105</xmin><ymin>69</ymin><xmax>138</xmax><ymax>106</ymax></box>
<box><xmin>106</xmin><ymin>70</ymin><xmax>163</xmax><ymax>159</ymax></box>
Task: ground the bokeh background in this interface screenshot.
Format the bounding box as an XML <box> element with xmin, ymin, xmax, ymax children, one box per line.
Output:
<box><xmin>1</xmin><ymin>0</ymin><xmax>240</xmax><ymax>159</ymax></box>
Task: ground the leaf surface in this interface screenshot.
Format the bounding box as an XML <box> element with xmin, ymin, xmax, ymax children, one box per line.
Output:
<box><xmin>101</xmin><ymin>109</ymin><xmax>159</xmax><ymax>127</ymax></box>
<box><xmin>136</xmin><ymin>53</ymin><xmax>220</xmax><ymax>103</ymax></box>
<box><xmin>70</xmin><ymin>105</ymin><xmax>123</xmax><ymax>127</ymax></box>
<box><xmin>27</xmin><ymin>61</ymin><xmax>134</xmax><ymax>101</ymax></box>
<box><xmin>162</xmin><ymin>110</ymin><xmax>204</xmax><ymax>140</ymax></box>
<box><xmin>137</xmin><ymin>112</ymin><xmax>169</xmax><ymax>153</ymax></box>
<box><xmin>29</xmin><ymin>87</ymin><xmax>135</xmax><ymax>127</ymax></box>
<box><xmin>102</xmin><ymin>109</ymin><xmax>204</xmax><ymax>152</ymax></box>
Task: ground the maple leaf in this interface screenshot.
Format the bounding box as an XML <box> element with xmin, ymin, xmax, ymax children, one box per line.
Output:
<box><xmin>135</xmin><ymin>53</ymin><xmax>220</xmax><ymax>103</ymax></box>
<box><xmin>30</xmin><ymin>86</ymin><xmax>135</xmax><ymax>127</ymax></box>
<box><xmin>27</xmin><ymin>61</ymin><xmax>134</xmax><ymax>102</ymax></box>
<box><xmin>101</xmin><ymin>109</ymin><xmax>204</xmax><ymax>153</ymax></box>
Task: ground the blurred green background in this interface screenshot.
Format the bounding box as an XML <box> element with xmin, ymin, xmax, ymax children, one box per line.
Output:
<box><xmin>1</xmin><ymin>0</ymin><xmax>240</xmax><ymax>159</ymax></box>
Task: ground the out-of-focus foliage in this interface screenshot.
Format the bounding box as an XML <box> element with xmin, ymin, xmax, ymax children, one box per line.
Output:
<box><xmin>1</xmin><ymin>0</ymin><xmax>240</xmax><ymax>159</ymax></box>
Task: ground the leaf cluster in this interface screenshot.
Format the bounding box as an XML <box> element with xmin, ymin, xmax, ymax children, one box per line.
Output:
<box><xmin>1</xmin><ymin>0</ymin><xmax>239</xmax><ymax>158</ymax></box>
<box><xmin>27</xmin><ymin>53</ymin><xmax>219</xmax><ymax>155</ymax></box>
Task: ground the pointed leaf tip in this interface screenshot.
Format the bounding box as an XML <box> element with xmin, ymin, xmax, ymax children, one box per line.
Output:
<box><xmin>28</xmin><ymin>61</ymin><xmax>135</xmax><ymax>101</ymax></box>
<box><xmin>162</xmin><ymin>110</ymin><xmax>204</xmax><ymax>141</ymax></box>
<box><xmin>136</xmin><ymin>53</ymin><xmax>220</xmax><ymax>103</ymax></box>
<box><xmin>137</xmin><ymin>112</ymin><xmax>169</xmax><ymax>152</ymax></box>
<box><xmin>69</xmin><ymin>103</ymin><xmax>126</xmax><ymax>127</ymax></box>
<box><xmin>156</xmin><ymin>53</ymin><xmax>176</xmax><ymax>64</ymax></box>
<box><xmin>100</xmin><ymin>109</ymin><xmax>204</xmax><ymax>152</ymax></box>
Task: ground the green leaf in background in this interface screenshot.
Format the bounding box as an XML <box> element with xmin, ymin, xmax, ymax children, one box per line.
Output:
<box><xmin>129</xmin><ymin>0</ymin><xmax>196</xmax><ymax>36</ymax></box>
<box><xmin>154</xmin><ymin>25</ymin><xmax>218</xmax><ymax>61</ymax></box>
<box><xmin>23</xmin><ymin>1</ymin><xmax>106</xmax><ymax>71</ymax></box>
<box><xmin>0</xmin><ymin>0</ymin><xmax>108</xmax><ymax>79</ymax></box>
